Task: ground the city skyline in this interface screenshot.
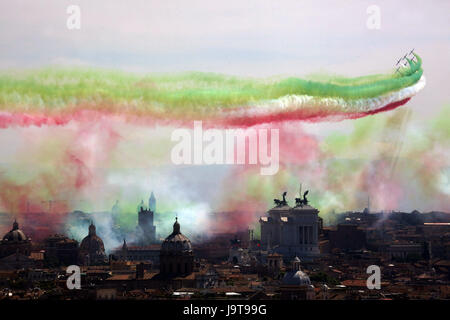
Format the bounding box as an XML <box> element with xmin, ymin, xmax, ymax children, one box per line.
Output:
<box><xmin>0</xmin><ymin>1</ymin><xmax>448</xmax><ymax>304</ymax></box>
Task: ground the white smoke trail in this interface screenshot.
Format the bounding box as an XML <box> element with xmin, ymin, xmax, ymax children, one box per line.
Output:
<box><xmin>226</xmin><ymin>75</ymin><xmax>426</xmax><ymax>117</ymax></box>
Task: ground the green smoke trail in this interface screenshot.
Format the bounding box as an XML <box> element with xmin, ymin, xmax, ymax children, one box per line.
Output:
<box><xmin>0</xmin><ymin>54</ymin><xmax>423</xmax><ymax>112</ymax></box>
<box><xmin>272</xmin><ymin>55</ymin><xmax>422</xmax><ymax>100</ymax></box>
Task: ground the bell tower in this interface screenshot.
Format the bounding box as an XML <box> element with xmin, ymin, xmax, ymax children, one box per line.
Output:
<box><xmin>137</xmin><ymin>202</ymin><xmax>156</xmax><ymax>245</ymax></box>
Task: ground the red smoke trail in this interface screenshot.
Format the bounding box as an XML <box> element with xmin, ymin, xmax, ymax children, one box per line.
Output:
<box><xmin>0</xmin><ymin>96</ymin><xmax>425</xmax><ymax>236</ymax></box>
<box><xmin>220</xmin><ymin>98</ymin><xmax>412</xmax><ymax>127</ymax></box>
<box><xmin>0</xmin><ymin>98</ymin><xmax>412</xmax><ymax>129</ymax></box>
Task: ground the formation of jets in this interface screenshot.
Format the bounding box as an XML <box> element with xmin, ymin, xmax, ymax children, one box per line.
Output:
<box><xmin>395</xmin><ymin>49</ymin><xmax>416</xmax><ymax>75</ymax></box>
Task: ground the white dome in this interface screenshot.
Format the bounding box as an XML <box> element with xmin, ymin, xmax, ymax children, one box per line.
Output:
<box><xmin>282</xmin><ymin>256</ymin><xmax>311</xmax><ymax>285</ymax></box>
<box><xmin>282</xmin><ymin>270</ymin><xmax>311</xmax><ymax>285</ymax></box>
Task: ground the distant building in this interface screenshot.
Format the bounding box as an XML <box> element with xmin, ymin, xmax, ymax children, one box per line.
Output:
<box><xmin>160</xmin><ymin>217</ymin><xmax>194</xmax><ymax>277</ymax></box>
<box><xmin>280</xmin><ymin>257</ymin><xmax>315</xmax><ymax>300</ymax></box>
<box><xmin>137</xmin><ymin>199</ymin><xmax>156</xmax><ymax>244</ymax></box>
<box><xmin>0</xmin><ymin>220</ymin><xmax>32</xmax><ymax>259</ymax></box>
<box><xmin>0</xmin><ymin>252</ymin><xmax>36</xmax><ymax>270</ymax></box>
<box><xmin>417</xmin><ymin>223</ymin><xmax>450</xmax><ymax>237</ymax></box>
<box><xmin>195</xmin><ymin>230</ymin><xmax>250</xmax><ymax>263</ymax></box>
<box><xmin>229</xmin><ymin>247</ymin><xmax>251</xmax><ymax>265</ymax></box>
<box><xmin>228</xmin><ymin>237</ymin><xmax>251</xmax><ymax>265</ymax></box>
<box><xmin>79</xmin><ymin>222</ymin><xmax>107</xmax><ymax>265</ymax></box>
<box><xmin>328</xmin><ymin>224</ymin><xmax>366</xmax><ymax>251</ymax></box>
<box><xmin>267</xmin><ymin>252</ymin><xmax>283</xmax><ymax>277</ymax></box>
<box><xmin>44</xmin><ymin>234</ymin><xmax>78</xmax><ymax>266</ymax></box>
<box><xmin>260</xmin><ymin>192</ymin><xmax>320</xmax><ymax>261</ymax></box>
<box><xmin>387</xmin><ymin>243</ymin><xmax>423</xmax><ymax>261</ymax></box>
<box><xmin>112</xmin><ymin>239</ymin><xmax>160</xmax><ymax>264</ymax></box>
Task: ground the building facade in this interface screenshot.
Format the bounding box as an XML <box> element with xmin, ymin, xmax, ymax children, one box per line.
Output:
<box><xmin>44</xmin><ymin>234</ymin><xmax>79</xmax><ymax>266</ymax></box>
<box><xmin>137</xmin><ymin>199</ymin><xmax>156</xmax><ymax>244</ymax></box>
<box><xmin>328</xmin><ymin>224</ymin><xmax>366</xmax><ymax>251</ymax></box>
<box><xmin>112</xmin><ymin>239</ymin><xmax>160</xmax><ymax>264</ymax></box>
<box><xmin>260</xmin><ymin>192</ymin><xmax>320</xmax><ymax>261</ymax></box>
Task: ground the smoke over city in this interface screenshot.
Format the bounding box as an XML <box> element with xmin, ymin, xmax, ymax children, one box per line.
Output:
<box><xmin>0</xmin><ymin>102</ymin><xmax>448</xmax><ymax>251</ymax></box>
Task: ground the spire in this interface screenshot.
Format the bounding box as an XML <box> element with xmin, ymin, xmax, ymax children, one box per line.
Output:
<box><xmin>172</xmin><ymin>216</ymin><xmax>180</xmax><ymax>235</ymax></box>
<box><xmin>12</xmin><ymin>219</ymin><xmax>19</xmax><ymax>230</ymax></box>
<box><xmin>88</xmin><ymin>221</ymin><xmax>96</xmax><ymax>236</ymax></box>
<box><xmin>122</xmin><ymin>238</ymin><xmax>127</xmax><ymax>250</ymax></box>
<box><xmin>149</xmin><ymin>191</ymin><xmax>156</xmax><ymax>212</ymax></box>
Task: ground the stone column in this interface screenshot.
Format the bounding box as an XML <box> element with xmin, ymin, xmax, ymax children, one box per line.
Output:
<box><xmin>302</xmin><ymin>226</ymin><xmax>305</xmax><ymax>247</ymax></box>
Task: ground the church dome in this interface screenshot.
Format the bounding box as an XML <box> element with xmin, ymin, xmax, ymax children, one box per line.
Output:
<box><xmin>79</xmin><ymin>222</ymin><xmax>105</xmax><ymax>254</ymax></box>
<box><xmin>282</xmin><ymin>270</ymin><xmax>312</xmax><ymax>285</ymax></box>
<box><xmin>161</xmin><ymin>218</ymin><xmax>192</xmax><ymax>252</ymax></box>
<box><xmin>2</xmin><ymin>220</ymin><xmax>28</xmax><ymax>242</ymax></box>
<box><xmin>282</xmin><ymin>257</ymin><xmax>311</xmax><ymax>286</ymax></box>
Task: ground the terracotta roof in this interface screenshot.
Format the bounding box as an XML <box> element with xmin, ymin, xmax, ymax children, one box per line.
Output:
<box><xmin>173</xmin><ymin>273</ymin><xmax>196</xmax><ymax>280</ymax></box>
<box><xmin>341</xmin><ymin>279</ymin><xmax>368</xmax><ymax>288</ymax></box>
<box><xmin>107</xmin><ymin>274</ymin><xmax>132</xmax><ymax>281</ymax></box>
<box><xmin>141</xmin><ymin>272</ymin><xmax>158</xmax><ymax>280</ymax></box>
<box><xmin>30</xmin><ymin>252</ymin><xmax>44</xmax><ymax>260</ymax></box>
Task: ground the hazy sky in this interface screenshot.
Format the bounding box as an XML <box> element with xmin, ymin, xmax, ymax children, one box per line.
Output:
<box><xmin>1</xmin><ymin>0</ymin><xmax>449</xmax><ymax>118</ymax></box>
<box><xmin>0</xmin><ymin>1</ymin><xmax>448</xmax><ymax>220</ymax></box>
